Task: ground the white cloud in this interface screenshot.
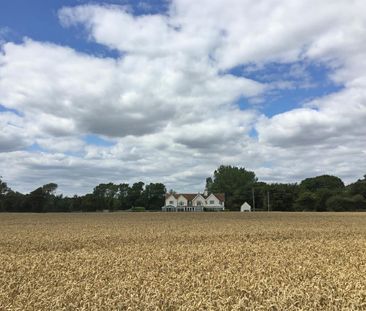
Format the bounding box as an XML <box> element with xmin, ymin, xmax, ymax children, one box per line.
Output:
<box><xmin>1</xmin><ymin>1</ymin><xmax>366</xmax><ymax>194</ymax></box>
<box><xmin>0</xmin><ymin>27</ymin><xmax>11</xmax><ymax>45</ymax></box>
<box><xmin>0</xmin><ymin>112</ymin><xmax>30</xmax><ymax>152</ymax></box>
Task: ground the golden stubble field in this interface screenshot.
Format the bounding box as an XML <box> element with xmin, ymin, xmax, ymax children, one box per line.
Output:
<box><xmin>0</xmin><ymin>212</ymin><xmax>365</xmax><ymax>310</ymax></box>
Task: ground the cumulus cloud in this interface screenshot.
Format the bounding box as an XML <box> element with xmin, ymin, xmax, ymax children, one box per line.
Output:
<box><xmin>0</xmin><ymin>39</ymin><xmax>263</xmax><ymax>137</ymax></box>
<box><xmin>1</xmin><ymin>0</ymin><xmax>366</xmax><ymax>193</ymax></box>
<box><xmin>0</xmin><ymin>112</ymin><xmax>30</xmax><ymax>152</ymax></box>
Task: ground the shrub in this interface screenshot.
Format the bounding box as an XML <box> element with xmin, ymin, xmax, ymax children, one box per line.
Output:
<box><xmin>131</xmin><ymin>206</ymin><xmax>146</xmax><ymax>212</ymax></box>
<box><xmin>326</xmin><ymin>194</ymin><xmax>366</xmax><ymax>211</ymax></box>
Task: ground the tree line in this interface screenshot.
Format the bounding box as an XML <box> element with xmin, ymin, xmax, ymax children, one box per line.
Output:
<box><xmin>206</xmin><ymin>166</ymin><xmax>366</xmax><ymax>212</ymax></box>
<box><xmin>1</xmin><ymin>165</ymin><xmax>366</xmax><ymax>212</ymax></box>
<box><xmin>0</xmin><ymin>180</ymin><xmax>166</xmax><ymax>212</ymax></box>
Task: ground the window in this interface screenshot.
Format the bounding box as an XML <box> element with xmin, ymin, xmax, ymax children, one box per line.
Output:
<box><xmin>179</xmin><ymin>201</ymin><xmax>184</xmax><ymax>206</ymax></box>
<box><xmin>197</xmin><ymin>201</ymin><xmax>202</xmax><ymax>206</ymax></box>
<box><xmin>169</xmin><ymin>201</ymin><xmax>174</xmax><ymax>204</ymax></box>
<box><xmin>210</xmin><ymin>200</ymin><xmax>214</xmax><ymax>204</ymax></box>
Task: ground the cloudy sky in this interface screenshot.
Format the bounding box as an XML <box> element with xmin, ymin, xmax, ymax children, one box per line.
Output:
<box><xmin>1</xmin><ymin>0</ymin><xmax>366</xmax><ymax>195</ymax></box>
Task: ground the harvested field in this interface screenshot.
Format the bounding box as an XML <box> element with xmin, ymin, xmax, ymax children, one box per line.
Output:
<box><xmin>0</xmin><ymin>212</ymin><xmax>365</xmax><ymax>310</ymax></box>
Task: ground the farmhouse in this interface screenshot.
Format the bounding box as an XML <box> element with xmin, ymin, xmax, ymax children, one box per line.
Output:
<box><xmin>162</xmin><ymin>191</ymin><xmax>225</xmax><ymax>212</ymax></box>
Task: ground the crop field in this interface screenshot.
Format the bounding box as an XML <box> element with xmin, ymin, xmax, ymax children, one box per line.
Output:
<box><xmin>0</xmin><ymin>212</ymin><xmax>365</xmax><ymax>310</ymax></box>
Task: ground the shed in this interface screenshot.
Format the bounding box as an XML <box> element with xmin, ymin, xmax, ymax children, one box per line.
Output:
<box><xmin>240</xmin><ymin>202</ymin><xmax>251</xmax><ymax>212</ymax></box>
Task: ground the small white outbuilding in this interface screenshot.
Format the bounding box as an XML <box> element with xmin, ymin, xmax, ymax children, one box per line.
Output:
<box><xmin>240</xmin><ymin>202</ymin><xmax>251</xmax><ymax>212</ymax></box>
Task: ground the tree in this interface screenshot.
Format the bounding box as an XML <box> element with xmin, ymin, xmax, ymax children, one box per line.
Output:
<box><xmin>42</xmin><ymin>183</ymin><xmax>58</xmax><ymax>195</ymax></box>
<box><xmin>351</xmin><ymin>194</ymin><xmax>366</xmax><ymax>210</ymax></box>
<box><xmin>326</xmin><ymin>193</ymin><xmax>366</xmax><ymax>211</ymax></box>
<box><xmin>314</xmin><ymin>188</ymin><xmax>334</xmax><ymax>212</ymax></box>
<box><xmin>93</xmin><ymin>183</ymin><xmax>119</xmax><ymax>211</ymax></box>
<box><xmin>0</xmin><ymin>177</ymin><xmax>9</xmax><ymax>196</ymax></box>
<box><xmin>117</xmin><ymin>183</ymin><xmax>130</xmax><ymax>210</ymax></box>
<box><xmin>205</xmin><ymin>177</ymin><xmax>213</xmax><ymax>193</ymax></box>
<box><xmin>71</xmin><ymin>195</ymin><xmax>83</xmax><ymax>212</ymax></box>
<box><xmin>127</xmin><ymin>182</ymin><xmax>145</xmax><ymax>208</ymax></box>
<box><xmin>27</xmin><ymin>187</ymin><xmax>46</xmax><ymax>212</ymax></box>
<box><xmin>347</xmin><ymin>175</ymin><xmax>366</xmax><ymax>198</ymax></box>
<box><xmin>298</xmin><ymin>175</ymin><xmax>345</xmax><ymax>211</ymax></box>
<box><xmin>300</xmin><ymin>175</ymin><xmax>345</xmax><ymax>192</ymax></box>
<box><xmin>143</xmin><ymin>183</ymin><xmax>166</xmax><ymax>210</ymax></box>
<box><xmin>266</xmin><ymin>183</ymin><xmax>299</xmax><ymax>211</ymax></box>
<box><xmin>25</xmin><ymin>183</ymin><xmax>58</xmax><ymax>212</ymax></box>
<box><xmin>0</xmin><ymin>178</ymin><xmax>10</xmax><ymax>212</ymax></box>
<box><xmin>294</xmin><ymin>191</ymin><xmax>317</xmax><ymax>211</ymax></box>
<box><xmin>4</xmin><ymin>191</ymin><xmax>25</xmax><ymax>212</ymax></box>
<box><xmin>209</xmin><ymin>165</ymin><xmax>257</xmax><ymax>210</ymax></box>
<box><xmin>42</xmin><ymin>183</ymin><xmax>58</xmax><ymax>211</ymax></box>
<box><xmin>80</xmin><ymin>194</ymin><xmax>97</xmax><ymax>212</ymax></box>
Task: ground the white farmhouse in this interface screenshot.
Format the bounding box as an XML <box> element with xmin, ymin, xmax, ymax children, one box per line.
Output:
<box><xmin>162</xmin><ymin>192</ymin><xmax>225</xmax><ymax>212</ymax></box>
<box><xmin>240</xmin><ymin>202</ymin><xmax>251</xmax><ymax>212</ymax></box>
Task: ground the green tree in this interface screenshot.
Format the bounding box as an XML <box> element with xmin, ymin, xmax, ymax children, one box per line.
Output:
<box><xmin>298</xmin><ymin>175</ymin><xmax>345</xmax><ymax>211</ymax></box>
<box><xmin>0</xmin><ymin>177</ymin><xmax>9</xmax><ymax>195</ymax></box>
<box><xmin>209</xmin><ymin>165</ymin><xmax>257</xmax><ymax>210</ymax></box>
<box><xmin>294</xmin><ymin>191</ymin><xmax>317</xmax><ymax>211</ymax></box>
<box><xmin>143</xmin><ymin>183</ymin><xmax>166</xmax><ymax>210</ymax></box>
<box><xmin>93</xmin><ymin>183</ymin><xmax>119</xmax><ymax>211</ymax></box>
<box><xmin>80</xmin><ymin>194</ymin><xmax>97</xmax><ymax>212</ymax></box>
<box><xmin>315</xmin><ymin>188</ymin><xmax>334</xmax><ymax>212</ymax></box>
<box><xmin>44</xmin><ymin>194</ymin><xmax>71</xmax><ymax>212</ymax></box>
<box><xmin>71</xmin><ymin>195</ymin><xmax>83</xmax><ymax>212</ymax></box>
<box><xmin>27</xmin><ymin>187</ymin><xmax>46</xmax><ymax>212</ymax></box>
<box><xmin>205</xmin><ymin>177</ymin><xmax>213</xmax><ymax>193</ymax></box>
<box><xmin>326</xmin><ymin>194</ymin><xmax>366</xmax><ymax>211</ymax></box>
<box><xmin>117</xmin><ymin>183</ymin><xmax>130</xmax><ymax>210</ymax></box>
<box><xmin>347</xmin><ymin>175</ymin><xmax>366</xmax><ymax>198</ymax></box>
<box><xmin>266</xmin><ymin>183</ymin><xmax>299</xmax><ymax>211</ymax></box>
<box><xmin>26</xmin><ymin>183</ymin><xmax>58</xmax><ymax>212</ymax></box>
<box><xmin>300</xmin><ymin>175</ymin><xmax>345</xmax><ymax>192</ymax></box>
<box><xmin>0</xmin><ymin>177</ymin><xmax>10</xmax><ymax>212</ymax></box>
<box><xmin>42</xmin><ymin>183</ymin><xmax>58</xmax><ymax>195</ymax></box>
<box><xmin>42</xmin><ymin>183</ymin><xmax>58</xmax><ymax>211</ymax></box>
<box><xmin>4</xmin><ymin>191</ymin><xmax>25</xmax><ymax>212</ymax></box>
<box><xmin>127</xmin><ymin>182</ymin><xmax>145</xmax><ymax>208</ymax></box>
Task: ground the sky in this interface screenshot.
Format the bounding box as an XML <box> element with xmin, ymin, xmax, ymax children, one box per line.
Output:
<box><xmin>1</xmin><ymin>0</ymin><xmax>366</xmax><ymax>195</ymax></box>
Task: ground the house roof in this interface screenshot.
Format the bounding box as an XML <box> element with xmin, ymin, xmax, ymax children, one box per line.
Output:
<box><xmin>165</xmin><ymin>193</ymin><xmax>178</xmax><ymax>199</ymax></box>
<box><xmin>215</xmin><ymin>193</ymin><xmax>225</xmax><ymax>202</ymax></box>
<box><xmin>166</xmin><ymin>193</ymin><xmax>225</xmax><ymax>201</ymax></box>
<box><xmin>180</xmin><ymin>193</ymin><xmax>197</xmax><ymax>201</ymax></box>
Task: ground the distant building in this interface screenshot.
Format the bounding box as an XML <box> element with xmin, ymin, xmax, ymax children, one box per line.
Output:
<box><xmin>162</xmin><ymin>192</ymin><xmax>225</xmax><ymax>212</ymax></box>
<box><xmin>241</xmin><ymin>202</ymin><xmax>251</xmax><ymax>212</ymax></box>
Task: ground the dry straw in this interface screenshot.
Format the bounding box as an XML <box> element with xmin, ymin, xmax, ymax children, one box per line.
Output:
<box><xmin>0</xmin><ymin>212</ymin><xmax>365</xmax><ymax>310</ymax></box>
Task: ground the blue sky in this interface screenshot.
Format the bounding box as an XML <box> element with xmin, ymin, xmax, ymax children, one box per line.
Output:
<box><xmin>0</xmin><ymin>0</ymin><xmax>167</xmax><ymax>56</ymax></box>
<box><xmin>1</xmin><ymin>0</ymin><xmax>365</xmax><ymax>194</ymax></box>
